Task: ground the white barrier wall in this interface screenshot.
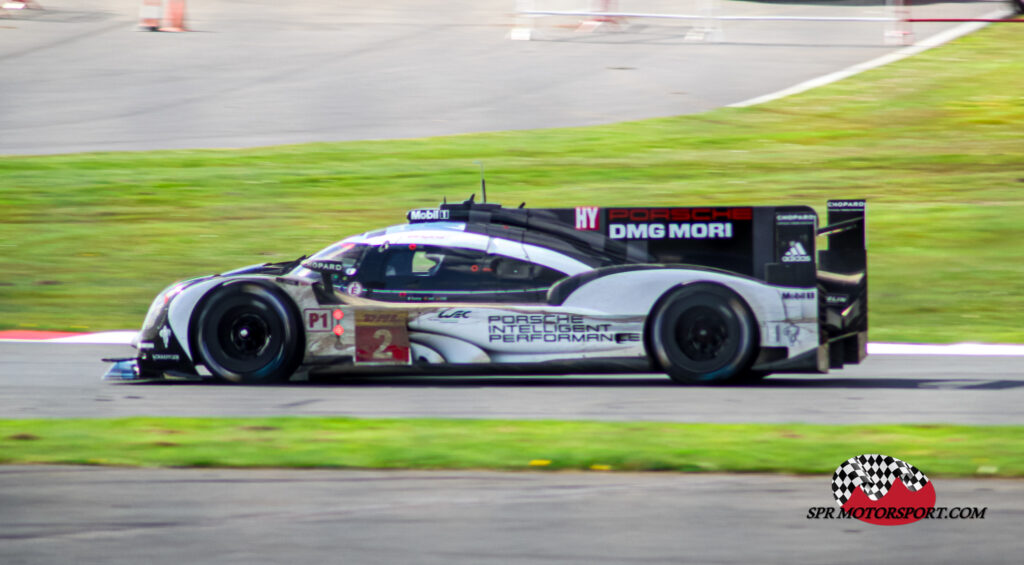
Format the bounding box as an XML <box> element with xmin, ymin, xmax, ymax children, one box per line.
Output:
<box><xmin>512</xmin><ymin>0</ymin><xmax>1013</xmax><ymax>43</ymax></box>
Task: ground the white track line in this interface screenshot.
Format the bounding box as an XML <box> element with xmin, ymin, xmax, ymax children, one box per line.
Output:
<box><xmin>867</xmin><ymin>342</ymin><xmax>1024</xmax><ymax>356</ymax></box>
<box><xmin>2</xmin><ymin>333</ymin><xmax>1022</xmax><ymax>356</ymax></box>
<box><xmin>729</xmin><ymin>9</ymin><xmax>1013</xmax><ymax>108</ymax></box>
<box><xmin>47</xmin><ymin>331</ymin><xmax>139</xmax><ymax>345</ymax></box>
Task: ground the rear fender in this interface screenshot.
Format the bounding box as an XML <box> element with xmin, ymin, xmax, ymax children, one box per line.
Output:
<box><xmin>560</xmin><ymin>268</ymin><xmax>820</xmax><ymax>357</ymax></box>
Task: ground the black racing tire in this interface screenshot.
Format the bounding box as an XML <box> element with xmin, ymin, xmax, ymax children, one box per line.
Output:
<box><xmin>1014</xmin><ymin>0</ymin><xmax>1024</xmax><ymax>15</ymax></box>
<box><xmin>193</xmin><ymin>283</ymin><xmax>302</xmax><ymax>384</ymax></box>
<box><xmin>648</xmin><ymin>283</ymin><xmax>758</xmax><ymax>385</ymax></box>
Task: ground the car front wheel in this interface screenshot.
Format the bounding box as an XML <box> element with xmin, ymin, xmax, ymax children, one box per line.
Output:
<box><xmin>193</xmin><ymin>283</ymin><xmax>302</xmax><ymax>384</ymax></box>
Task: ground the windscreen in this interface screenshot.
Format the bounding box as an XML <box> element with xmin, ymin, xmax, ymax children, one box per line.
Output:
<box><xmin>291</xmin><ymin>242</ymin><xmax>370</xmax><ymax>280</ymax></box>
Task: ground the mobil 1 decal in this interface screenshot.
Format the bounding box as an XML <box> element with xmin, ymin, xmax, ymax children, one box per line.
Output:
<box><xmin>584</xmin><ymin>207</ymin><xmax>754</xmax><ymax>275</ymax></box>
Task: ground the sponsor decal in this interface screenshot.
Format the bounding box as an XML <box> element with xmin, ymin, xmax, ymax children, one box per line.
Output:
<box><xmin>346</xmin><ymin>281</ymin><xmax>365</xmax><ymax>297</ymax></box>
<box><xmin>407</xmin><ymin>208</ymin><xmax>450</xmax><ymax>222</ymax></box>
<box><xmin>776</xmin><ymin>212</ymin><xmax>817</xmax><ymax>226</ymax></box>
<box><xmin>575</xmin><ymin>206</ymin><xmax>600</xmax><ymax>230</ymax></box>
<box><xmin>151</xmin><ymin>353</ymin><xmax>181</xmax><ymax>362</ymax></box>
<box><xmin>807</xmin><ymin>454</ymin><xmax>986</xmax><ymax>525</ymax></box>
<box><xmin>304</xmin><ymin>260</ymin><xmax>347</xmax><ymax>272</ymax></box>
<box><xmin>433</xmin><ymin>309</ymin><xmax>471</xmax><ymax>321</ymax></box>
<box><xmin>609</xmin><ymin>222</ymin><xmax>733</xmax><ymax>240</ymax></box>
<box><xmin>782</xmin><ymin>291</ymin><xmax>815</xmax><ymax>300</ymax></box>
<box><xmin>781</xmin><ymin>241</ymin><xmax>812</xmax><ymax>263</ymax></box>
<box><xmin>159</xmin><ymin>326</ymin><xmax>172</xmax><ymax>348</ymax></box>
<box><xmin>360</xmin><ymin>313</ymin><xmax>403</xmax><ymax>324</ymax></box>
<box><xmin>487</xmin><ymin>314</ymin><xmax>616</xmax><ymax>344</ymax></box>
<box><xmin>826</xmin><ymin>294</ymin><xmax>850</xmax><ymax>305</ymax></box>
<box><xmin>606</xmin><ymin>208</ymin><xmax>752</xmax><ymax>222</ymax></box>
<box><xmin>606</xmin><ymin>208</ymin><xmax>750</xmax><ymax>241</ymax></box>
<box><xmin>355</xmin><ymin>310</ymin><xmax>410</xmax><ymax>364</ymax></box>
<box><xmin>827</xmin><ymin>200</ymin><xmax>866</xmax><ymax>210</ymax></box>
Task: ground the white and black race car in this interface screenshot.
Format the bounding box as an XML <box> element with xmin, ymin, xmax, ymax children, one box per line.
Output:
<box><xmin>104</xmin><ymin>197</ymin><xmax>868</xmax><ymax>385</ymax></box>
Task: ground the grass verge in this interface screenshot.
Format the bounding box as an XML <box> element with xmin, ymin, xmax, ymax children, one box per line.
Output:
<box><xmin>0</xmin><ymin>417</ymin><xmax>1020</xmax><ymax>476</ymax></box>
<box><xmin>1</xmin><ymin>24</ymin><xmax>1022</xmax><ymax>341</ymax></box>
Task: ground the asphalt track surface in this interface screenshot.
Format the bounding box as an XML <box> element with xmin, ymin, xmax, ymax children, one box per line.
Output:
<box><xmin>0</xmin><ymin>0</ymin><xmax>1004</xmax><ymax>154</ymax></box>
<box><xmin>2</xmin><ymin>342</ymin><xmax>1023</xmax><ymax>423</ymax></box>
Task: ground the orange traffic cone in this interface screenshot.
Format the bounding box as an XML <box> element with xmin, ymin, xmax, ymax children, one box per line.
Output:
<box><xmin>138</xmin><ymin>0</ymin><xmax>161</xmax><ymax>31</ymax></box>
<box><xmin>159</xmin><ymin>0</ymin><xmax>187</xmax><ymax>32</ymax></box>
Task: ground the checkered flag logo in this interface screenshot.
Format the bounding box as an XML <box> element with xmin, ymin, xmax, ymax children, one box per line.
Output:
<box><xmin>832</xmin><ymin>454</ymin><xmax>930</xmax><ymax>506</ymax></box>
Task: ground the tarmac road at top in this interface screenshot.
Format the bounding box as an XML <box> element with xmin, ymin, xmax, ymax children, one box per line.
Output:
<box><xmin>0</xmin><ymin>0</ymin><xmax>1003</xmax><ymax>155</ymax></box>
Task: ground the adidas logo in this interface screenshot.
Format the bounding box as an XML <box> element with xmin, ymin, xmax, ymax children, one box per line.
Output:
<box><xmin>781</xmin><ymin>241</ymin><xmax>812</xmax><ymax>263</ymax></box>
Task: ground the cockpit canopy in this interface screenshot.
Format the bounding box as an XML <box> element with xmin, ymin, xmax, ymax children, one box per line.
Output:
<box><xmin>295</xmin><ymin>228</ymin><xmax>573</xmax><ymax>303</ymax></box>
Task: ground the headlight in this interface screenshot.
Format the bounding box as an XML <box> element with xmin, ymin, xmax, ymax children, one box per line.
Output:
<box><xmin>141</xmin><ymin>282</ymin><xmax>187</xmax><ymax>331</ymax></box>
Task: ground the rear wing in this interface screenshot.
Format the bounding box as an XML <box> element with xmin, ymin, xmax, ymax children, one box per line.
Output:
<box><xmin>817</xmin><ymin>200</ymin><xmax>868</xmax><ymax>368</ymax></box>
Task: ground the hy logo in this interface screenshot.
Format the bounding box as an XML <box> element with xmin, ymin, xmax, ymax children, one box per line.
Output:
<box><xmin>832</xmin><ymin>454</ymin><xmax>936</xmax><ymax>526</ymax></box>
<box><xmin>575</xmin><ymin>206</ymin><xmax>599</xmax><ymax>231</ymax></box>
<box><xmin>781</xmin><ymin>241</ymin><xmax>811</xmax><ymax>263</ymax></box>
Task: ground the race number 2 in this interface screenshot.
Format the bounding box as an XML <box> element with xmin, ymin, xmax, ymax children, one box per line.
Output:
<box><xmin>355</xmin><ymin>310</ymin><xmax>411</xmax><ymax>364</ymax></box>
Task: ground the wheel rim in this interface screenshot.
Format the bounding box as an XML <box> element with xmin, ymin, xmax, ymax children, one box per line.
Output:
<box><xmin>227</xmin><ymin>312</ymin><xmax>271</xmax><ymax>358</ymax></box>
<box><xmin>199</xmin><ymin>294</ymin><xmax>288</xmax><ymax>378</ymax></box>
<box><xmin>213</xmin><ymin>304</ymin><xmax>278</xmax><ymax>372</ymax></box>
<box><xmin>676</xmin><ymin>305</ymin><xmax>729</xmax><ymax>362</ymax></box>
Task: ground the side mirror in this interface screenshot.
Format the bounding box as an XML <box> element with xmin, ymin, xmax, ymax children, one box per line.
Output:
<box><xmin>301</xmin><ymin>260</ymin><xmax>356</xmax><ymax>289</ymax></box>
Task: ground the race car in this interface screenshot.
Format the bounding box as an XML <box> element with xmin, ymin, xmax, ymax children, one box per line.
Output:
<box><xmin>104</xmin><ymin>196</ymin><xmax>868</xmax><ymax>385</ymax></box>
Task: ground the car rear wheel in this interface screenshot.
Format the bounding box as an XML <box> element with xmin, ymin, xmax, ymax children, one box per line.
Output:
<box><xmin>194</xmin><ymin>283</ymin><xmax>302</xmax><ymax>384</ymax></box>
<box><xmin>648</xmin><ymin>283</ymin><xmax>758</xmax><ymax>385</ymax></box>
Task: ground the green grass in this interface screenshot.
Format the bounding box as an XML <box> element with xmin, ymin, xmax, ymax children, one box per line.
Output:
<box><xmin>0</xmin><ymin>417</ymin><xmax>1020</xmax><ymax>476</ymax></box>
<box><xmin>1</xmin><ymin>24</ymin><xmax>1022</xmax><ymax>342</ymax></box>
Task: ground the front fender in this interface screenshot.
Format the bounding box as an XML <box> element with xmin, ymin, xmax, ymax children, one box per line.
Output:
<box><xmin>166</xmin><ymin>277</ymin><xmax>229</xmax><ymax>362</ymax></box>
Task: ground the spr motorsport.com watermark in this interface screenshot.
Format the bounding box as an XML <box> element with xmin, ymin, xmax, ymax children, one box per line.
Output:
<box><xmin>806</xmin><ymin>454</ymin><xmax>988</xmax><ymax>526</ymax></box>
